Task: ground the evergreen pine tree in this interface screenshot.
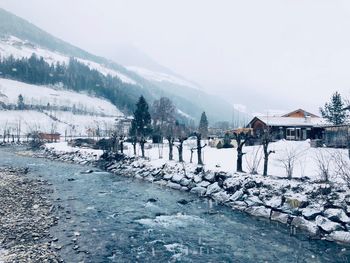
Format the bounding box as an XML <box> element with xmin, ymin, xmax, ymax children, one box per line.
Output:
<box><xmin>131</xmin><ymin>96</ymin><xmax>152</xmax><ymax>157</ymax></box>
<box><xmin>320</xmin><ymin>92</ymin><xmax>348</xmax><ymax>125</ymax></box>
<box><xmin>198</xmin><ymin>111</ymin><xmax>209</xmax><ymax>138</ymax></box>
<box><xmin>17</xmin><ymin>94</ymin><xmax>25</xmax><ymax>110</ymax></box>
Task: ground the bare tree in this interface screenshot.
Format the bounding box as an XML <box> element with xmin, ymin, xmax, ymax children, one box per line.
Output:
<box><xmin>333</xmin><ymin>150</ymin><xmax>350</xmax><ymax>188</ymax></box>
<box><xmin>15</xmin><ymin>119</ymin><xmax>21</xmax><ymax>143</ymax></box>
<box><xmin>2</xmin><ymin>121</ymin><xmax>7</xmax><ymax>143</ymax></box>
<box><xmin>193</xmin><ymin>132</ymin><xmax>206</xmax><ymax>165</ymax></box>
<box><xmin>165</xmin><ymin>122</ymin><xmax>176</xmax><ymax>161</ymax></box>
<box><xmin>277</xmin><ymin>146</ymin><xmax>305</xmax><ymax>179</ymax></box>
<box><xmin>314</xmin><ymin>149</ymin><xmax>333</xmax><ymax>182</ymax></box>
<box><xmin>245</xmin><ymin>146</ymin><xmax>263</xmax><ymax>175</ymax></box>
<box><xmin>233</xmin><ymin>131</ymin><xmax>250</xmax><ymax>172</ymax></box>
<box><xmin>151</xmin><ymin>97</ymin><xmax>176</xmax><ymax>138</ymax></box>
<box><xmin>175</xmin><ymin>122</ymin><xmax>189</xmax><ymax>163</ymax></box>
<box><xmin>50</xmin><ymin>122</ymin><xmax>58</xmax><ymax>142</ymax></box>
<box><xmin>261</xmin><ymin>129</ymin><xmax>275</xmax><ymax>176</ymax></box>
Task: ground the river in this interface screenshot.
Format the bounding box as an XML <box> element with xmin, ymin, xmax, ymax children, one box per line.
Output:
<box><xmin>0</xmin><ymin>147</ymin><xmax>349</xmax><ymax>262</ymax></box>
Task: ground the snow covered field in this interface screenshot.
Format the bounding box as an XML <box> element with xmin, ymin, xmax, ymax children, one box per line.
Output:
<box><xmin>0</xmin><ymin>77</ymin><xmax>124</xmax><ymax>137</ymax></box>
<box><xmin>0</xmin><ymin>110</ymin><xmax>118</xmax><ymax>136</ymax></box>
<box><xmin>0</xmin><ymin>78</ymin><xmax>123</xmax><ymax>116</ymax></box>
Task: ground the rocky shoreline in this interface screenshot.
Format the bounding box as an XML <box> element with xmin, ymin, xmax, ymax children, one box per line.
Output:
<box><xmin>35</xmin><ymin>146</ymin><xmax>350</xmax><ymax>245</ymax></box>
<box><xmin>0</xmin><ymin>166</ymin><xmax>61</xmax><ymax>262</ymax></box>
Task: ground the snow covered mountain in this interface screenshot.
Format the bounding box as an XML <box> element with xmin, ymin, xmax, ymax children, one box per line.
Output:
<box><xmin>0</xmin><ymin>7</ymin><xmax>243</xmax><ymax>124</ymax></box>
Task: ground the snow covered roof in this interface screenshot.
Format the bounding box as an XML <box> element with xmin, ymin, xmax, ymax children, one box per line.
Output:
<box><xmin>252</xmin><ymin>116</ymin><xmax>327</xmax><ymax>127</ymax></box>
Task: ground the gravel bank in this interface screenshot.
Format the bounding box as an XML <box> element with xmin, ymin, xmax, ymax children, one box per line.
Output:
<box><xmin>0</xmin><ymin>167</ymin><xmax>61</xmax><ymax>262</ymax></box>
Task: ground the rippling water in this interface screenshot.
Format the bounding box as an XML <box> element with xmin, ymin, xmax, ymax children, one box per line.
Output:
<box><xmin>1</xmin><ymin>147</ymin><xmax>349</xmax><ymax>262</ymax></box>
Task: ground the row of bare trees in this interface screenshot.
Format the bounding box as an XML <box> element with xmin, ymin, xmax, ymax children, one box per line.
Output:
<box><xmin>125</xmin><ymin>96</ymin><xmax>208</xmax><ymax>165</ymax></box>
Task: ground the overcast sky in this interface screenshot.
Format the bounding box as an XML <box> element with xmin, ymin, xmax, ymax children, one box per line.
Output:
<box><xmin>1</xmin><ymin>0</ymin><xmax>350</xmax><ymax>115</ymax></box>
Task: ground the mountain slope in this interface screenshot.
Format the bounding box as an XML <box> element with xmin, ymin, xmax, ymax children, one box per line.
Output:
<box><xmin>0</xmin><ymin>8</ymin><xmax>242</xmax><ymax>123</ymax></box>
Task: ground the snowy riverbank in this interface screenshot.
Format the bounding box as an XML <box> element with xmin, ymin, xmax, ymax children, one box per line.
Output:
<box><xmin>39</xmin><ymin>140</ymin><xmax>350</xmax><ymax>244</ymax></box>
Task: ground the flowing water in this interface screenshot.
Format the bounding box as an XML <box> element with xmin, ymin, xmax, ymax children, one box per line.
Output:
<box><xmin>0</xmin><ymin>147</ymin><xmax>349</xmax><ymax>263</ymax></box>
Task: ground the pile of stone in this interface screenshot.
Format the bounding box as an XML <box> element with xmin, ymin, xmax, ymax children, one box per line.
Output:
<box><xmin>0</xmin><ymin>167</ymin><xmax>61</xmax><ymax>262</ymax></box>
<box><xmin>34</xmin><ymin>147</ymin><xmax>99</xmax><ymax>166</ymax></box>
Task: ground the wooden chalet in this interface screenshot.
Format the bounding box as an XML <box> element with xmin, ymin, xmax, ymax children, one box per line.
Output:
<box><xmin>39</xmin><ymin>132</ymin><xmax>61</xmax><ymax>142</ymax></box>
<box><xmin>247</xmin><ymin>109</ymin><xmax>326</xmax><ymax>141</ymax></box>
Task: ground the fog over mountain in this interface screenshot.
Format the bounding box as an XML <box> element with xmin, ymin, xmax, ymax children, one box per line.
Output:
<box><xmin>1</xmin><ymin>0</ymin><xmax>350</xmax><ymax>116</ymax></box>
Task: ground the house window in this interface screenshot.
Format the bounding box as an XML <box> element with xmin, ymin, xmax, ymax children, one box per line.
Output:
<box><xmin>286</xmin><ymin>128</ymin><xmax>295</xmax><ymax>140</ymax></box>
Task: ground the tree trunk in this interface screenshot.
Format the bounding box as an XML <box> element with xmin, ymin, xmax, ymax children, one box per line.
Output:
<box><xmin>132</xmin><ymin>140</ymin><xmax>137</xmax><ymax>155</ymax></box>
<box><xmin>237</xmin><ymin>146</ymin><xmax>243</xmax><ymax>172</ymax></box>
<box><xmin>140</xmin><ymin>139</ymin><xmax>145</xmax><ymax>158</ymax></box>
<box><xmin>263</xmin><ymin>144</ymin><xmax>268</xmax><ymax>176</ymax></box>
<box><xmin>120</xmin><ymin>141</ymin><xmax>124</xmax><ymax>154</ymax></box>
<box><xmin>168</xmin><ymin>138</ymin><xmax>173</xmax><ymax>160</ymax></box>
<box><xmin>197</xmin><ymin>135</ymin><xmax>203</xmax><ymax>165</ymax></box>
<box><xmin>263</xmin><ymin>156</ymin><xmax>268</xmax><ymax>176</ymax></box>
<box><xmin>178</xmin><ymin>142</ymin><xmax>184</xmax><ymax>162</ymax></box>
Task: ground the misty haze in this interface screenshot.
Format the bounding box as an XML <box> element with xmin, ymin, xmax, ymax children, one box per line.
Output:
<box><xmin>0</xmin><ymin>1</ymin><xmax>349</xmax><ymax>262</ymax></box>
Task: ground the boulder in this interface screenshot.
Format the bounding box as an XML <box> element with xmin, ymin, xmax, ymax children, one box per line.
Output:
<box><xmin>193</xmin><ymin>175</ymin><xmax>202</xmax><ymax>183</ymax></box>
<box><xmin>265</xmin><ymin>196</ymin><xmax>282</xmax><ymax>209</ymax></box>
<box><xmin>163</xmin><ymin>173</ymin><xmax>173</xmax><ymax>180</ymax></box>
<box><xmin>315</xmin><ymin>215</ymin><xmax>343</xmax><ymax>233</ymax></box>
<box><xmin>198</xmin><ymin>181</ymin><xmax>210</xmax><ymax>188</ymax></box>
<box><xmin>190</xmin><ymin>187</ymin><xmax>207</xmax><ymax>196</ymax></box>
<box><xmin>244</xmin><ymin>181</ymin><xmax>256</xmax><ymax>189</ymax></box>
<box><xmin>212</xmin><ymin>191</ymin><xmax>231</xmax><ymax>203</ymax></box>
<box><xmin>154</xmin><ymin>179</ymin><xmax>167</xmax><ymax>186</ymax></box>
<box><xmin>324</xmin><ymin>208</ymin><xmax>350</xmax><ymax>224</ymax></box>
<box><xmin>302</xmin><ymin>206</ymin><xmax>323</xmax><ymax>220</ymax></box>
<box><xmin>194</xmin><ymin>166</ymin><xmax>204</xmax><ymax>174</ymax></box>
<box><xmin>229</xmin><ymin>201</ymin><xmax>247</xmax><ymax>211</ymax></box>
<box><xmin>144</xmin><ymin>175</ymin><xmax>155</xmax><ymax>182</ymax></box>
<box><xmin>206</xmin><ymin>182</ymin><xmax>221</xmax><ymax>196</ymax></box>
<box><xmin>328</xmin><ymin>231</ymin><xmax>350</xmax><ymax>244</ymax></box>
<box><xmin>244</xmin><ymin>196</ymin><xmax>263</xmax><ymax>207</ymax></box>
<box><xmin>179</xmin><ymin>178</ymin><xmax>191</xmax><ymax>187</ymax></box>
<box><xmin>204</xmin><ymin>173</ymin><xmax>215</xmax><ymax>182</ymax></box>
<box><xmin>223</xmin><ymin>177</ymin><xmax>239</xmax><ymax>188</ymax></box>
<box><xmin>229</xmin><ymin>190</ymin><xmax>244</xmax><ymax>202</ymax></box>
<box><xmin>271</xmin><ymin>211</ymin><xmax>290</xmax><ymax>224</ymax></box>
<box><xmin>166</xmin><ymin>182</ymin><xmax>182</xmax><ymax>190</ymax></box>
<box><xmin>171</xmin><ymin>174</ymin><xmax>184</xmax><ymax>184</ymax></box>
<box><xmin>185</xmin><ymin>173</ymin><xmax>194</xmax><ymax>179</ymax></box>
<box><xmin>245</xmin><ymin>206</ymin><xmax>271</xmax><ymax>219</ymax></box>
<box><xmin>291</xmin><ymin>217</ymin><xmax>319</xmax><ymax>236</ymax></box>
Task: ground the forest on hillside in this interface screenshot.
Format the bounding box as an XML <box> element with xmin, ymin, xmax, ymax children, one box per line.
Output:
<box><xmin>0</xmin><ymin>54</ymin><xmax>150</xmax><ymax>113</ymax></box>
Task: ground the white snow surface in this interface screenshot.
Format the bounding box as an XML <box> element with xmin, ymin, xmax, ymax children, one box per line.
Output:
<box><xmin>254</xmin><ymin>116</ymin><xmax>327</xmax><ymax>127</ymax></box>
<box><xmin>0</xmin><ymin>110</ymin><xmax>118</xmax><ymax>136</ymax></box>
<box><xmin>45</xmin><ymin>142</ymin><xmax>103</xmax><ymax>157</ymax></box>
<box><xmin>0</xmin><ymin>36</ymin><xmax>136</xmax><ymax>84</ymax></box>
<box><xmin>0</xmin><ymin>78</ymin><xmax>122</xmax><ymax>116</ymax></box>
<box><xmin>126</xmin><ymin>66</ymin><xmax>198</xmax><ymax>89</ymax></box>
